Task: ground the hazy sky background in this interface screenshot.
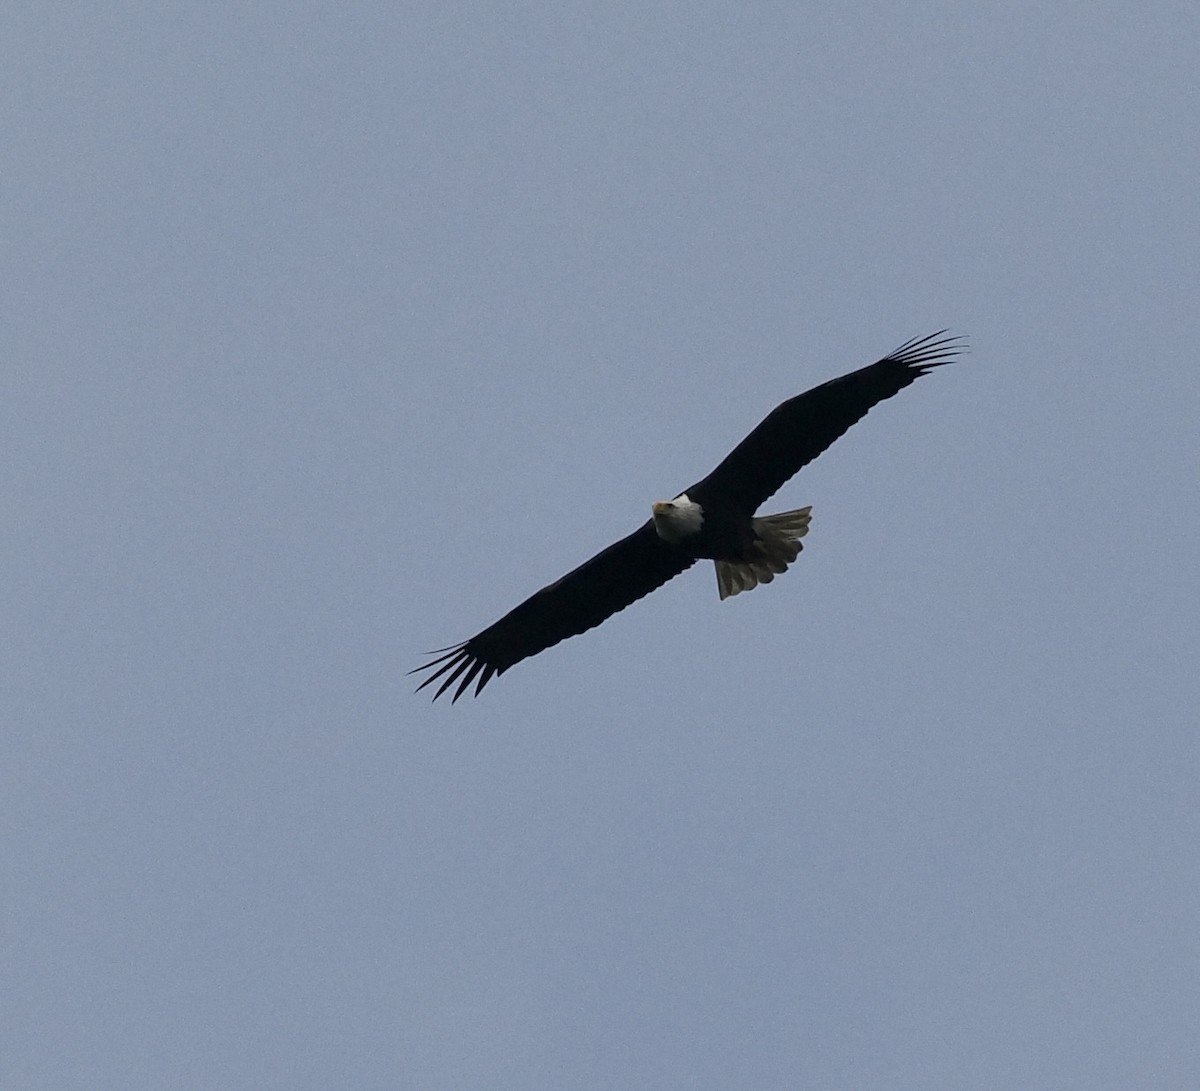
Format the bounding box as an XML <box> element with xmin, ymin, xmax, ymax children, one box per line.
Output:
<box><xmin>6</xmin><ymin>4</ymin><xmax>1199</xmax><ymax>1088</ymax></box>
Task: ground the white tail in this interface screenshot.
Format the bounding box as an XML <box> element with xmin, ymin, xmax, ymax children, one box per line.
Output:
<box><xmin>714</xmin><ymin>506</ymin><xmax>812</xmax><ymax>600</ymax></box>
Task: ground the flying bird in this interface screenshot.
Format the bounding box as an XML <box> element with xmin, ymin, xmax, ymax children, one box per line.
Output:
<box><xmin>414</xmin><ymin>331</ymin><xmax>964</xmax><ymax>702</ymax></box>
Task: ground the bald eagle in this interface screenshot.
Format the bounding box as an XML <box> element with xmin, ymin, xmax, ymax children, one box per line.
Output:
<box><xmin>414</xmin><ymin>331</ymin><xmax>964</xmax><ymax>702</ymax></box>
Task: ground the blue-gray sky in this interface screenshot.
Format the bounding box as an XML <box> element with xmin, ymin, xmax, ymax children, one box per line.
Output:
<box><xmin>6</xmin><ymin>4</ymin><xmax>1199</xmax><ymax>1088</ymax></box>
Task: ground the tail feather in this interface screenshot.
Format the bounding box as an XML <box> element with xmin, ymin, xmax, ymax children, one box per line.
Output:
<box><xmin>715</xmin><ymin>506</ymin><xmax>812</xmax><ymax>600</ymax></box>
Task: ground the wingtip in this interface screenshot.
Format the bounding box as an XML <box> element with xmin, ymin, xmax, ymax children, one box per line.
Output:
<box><xmin>888</xmin><ymin>330</ymin><xmax>968</xmax><ymax>373</ymax></box>
<box><xmin>411</xmin><ymin>643</ymin><xmax>468</xmax><ymax>699</ymax></box>
<box><xmin>411</xmin><ymin>641</ymin><xmax>501</xmax><ymax>703</ymax></box>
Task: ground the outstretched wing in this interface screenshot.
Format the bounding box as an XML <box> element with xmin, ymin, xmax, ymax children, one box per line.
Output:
<box><xmin>692</xmin><ymin>331</ymin><xmax>965</xmax><ymax>513</ymax></box>
<box><xmin>412</xmin><ymin>521</ymin><xmax>695</xmax><ymax>702</ymax></box>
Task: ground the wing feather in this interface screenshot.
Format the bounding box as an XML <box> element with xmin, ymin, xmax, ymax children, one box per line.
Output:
<box><xmin>412</xmin><ymin>521</ymin><xmax>694</xmax><ymax>702</ymax></box>
<box><xmin>692</xmin><ymin>331</ymin><xmax>965</xmax><ymax>512</ymax></box>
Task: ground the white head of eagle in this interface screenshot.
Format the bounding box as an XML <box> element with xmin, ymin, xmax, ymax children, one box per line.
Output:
<box><xmin>651</xmin><ymin>493</ymin><xmax>704</xmax><ymax>543</ymax></box>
